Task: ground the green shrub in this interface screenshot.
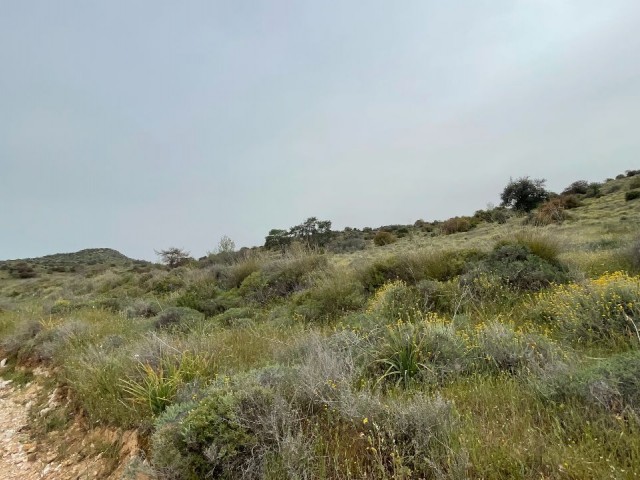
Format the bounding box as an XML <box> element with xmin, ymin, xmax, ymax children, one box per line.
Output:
<box><xmin>326</xmin><ymin>235</ymin><xmax>367</xmax><ymax>253</ymax></box>
<box><xmin>381</xmin><ymin>394</ymin><xmax>463</xmax><ymax>477</ymax></box>
<box><xmin>473</xmin><ymin>206</ymin><xmax>510</xmax><ymax>224</ymax></box>
<box><xmin>563</xmin><ymin>180</ymin><xmax>589</xmax><ymax>195</ymax></box>
<box><xmin>496</xmin><ymin>230</ymin><xmax>562</xmax><ymax>264</ymax></box>
<box><xmin>373</xmin><ymin>230</ymin><xmax>397</xmax><ymax>246</ymax></box>
<box><xmin>358</xmin><ymin>249</ymin><xmax>483</xmax><ymax>292</ymax></box>
<box><xmin>294</xmin><ymin>271</ymin><xmax>365</xmax><ymax>323</ymax></box>
<box><xmin>466</xmin><ymin>243</ymin><xmax>568</xmax><ymax>292</ymax></box>
<box><xmin>372</xmin><ymin>317</ymin><xmax>467</xmax><ymax>387</ymax></box>
<box><xmin>175</xmin><ymin>280</ymin><xmax>223</xmax><ymax>316</ymax></box>
<box><xmin>473</xmin><ymin>322</ymin><xmax>562</xmax><ymax>375</ymax></box>
<box><xmin>584</xmin><ymin>182</ymin><xmax>603</xmax><ymax>198</ymax></box>
<box><xmin>531</xmin><ymin>271</ymin><xmax>640</xmax><ymax>347</ymax></box>
<box><xmin>414</xmin><ymin>279</ymin><xmax>462</xmax><ymax>315</ymax></box>
<box><xmin>545</xmin><ymin>350</ymin><xmax>640</xmax><ymax>415</ymax></box>
<box><xmin>629</xmin><ymin>177</ymin><xmax>640</xmax><ymax>189</ymax></box>
<box><xmin>0</xmin><ymin>318</ymin><xmax>42</xmax><ymax>360</ymax></box>
<box><xmin>367</xmin><ymin>281</ymin><xmax>422</xmax><ymax>323</ymax></box>
<box><xmin>150</xmin><ymin>272</ymin><xmax>185</xmax><ymax>295</ymax></box>
<box><xmin>125</xmin><ymin>299</ymin><xmax>160</xmax><ymax>318</ymax></box>
<box><xmin>440</xmin><ymin>216</ymin><xmax>473</xmax><ymax>234</ymax></box>
<box><xmin>151</xmin><ymin>382</ymin><xmax>274</xmax><ymax>480</ymax></box>
<box><xmin>64</xmin><ymin>346</ymin><xmax>142</xmax><ymax>427</ymax></box>
<box><xmin>628</xmin><ymin>236</ymin><xmax>640</xmax><ymax>274</ymax></box>
<box><xmin>625</xmin><ymin>189</ymin><xmax>640</xmax><ymax>201</ymax></box>
<box><xmin>7</xmin><ymin>262</ymin><xmax>37</xmax><ymax>279</ymax></box>
<box><xmin>153</xmin><ymin>307</ymin><xmax>204</xmax><ymax>332</ymax></box>
<box><xmin>284</xmin><ymin>331</ymin><xmax>359</xmax><ymax>411</ymax></box>
<box><xmin>214</xmin><ymin>307</ymin><xmax>257</xmax><ymax>327</ymax></box>
<box><xmin>239</xmin><ymin>253</ymin><xmax>327</xmax><ymax>304</ymax></box>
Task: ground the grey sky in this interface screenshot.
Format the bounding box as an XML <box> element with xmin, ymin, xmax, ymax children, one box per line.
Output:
<box><xmin>2</xmin><ymin>1</ymin><xmax>639</xmax><ymax>261</ymax></box>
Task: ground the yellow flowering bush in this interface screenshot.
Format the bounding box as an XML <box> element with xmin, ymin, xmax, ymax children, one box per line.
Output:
<box><xmin>367</xmin><ymin>280</ymin><xmax>421</xmax><ymax>322</ymax></box>
<box><xmin>532</xmin><ymin>271</ymin><xmax>640</xmax><ymax>346</ymax></box>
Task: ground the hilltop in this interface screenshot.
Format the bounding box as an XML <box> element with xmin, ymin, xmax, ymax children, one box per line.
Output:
<box><xmin>0</xmin><ymin>248</ymin><xmax>148</xmax><ymax>278</ymax></box>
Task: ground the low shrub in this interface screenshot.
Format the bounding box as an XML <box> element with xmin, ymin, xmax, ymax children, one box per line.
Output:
<box><xmin>629</xmin><ymin>177</ymin><xmax>640</xmax><ymax>189</ymax></box>
<box><xmin>214</xmin><ymin>307</ymin><xmax>257</xmax><ymax>327</ymax></box>
<box><xmin>7</xmin><ymin>262</ymin><xmax>37</xmax><ymax>279</ymax></box>
<box><xmin>497</xmin><ymin>230</ymin><xmax>562</xmax><ymax>264</ymax></box>
<box><xmin>0</xmin><ymin>318</ymin><xmax>42</xmax><ymax>360</ymax></box>
<box><xmin>373</xmin><ymin>230</ymin><xmax>397</xmax><ymax>246</ymax></box>
<box><xmin>367</xmin><ymin>281</ymin><xmax>422</xmax><ymax>323</ymax></box>
<box><xmin>125</xmin><ymin>299</ymin><xmax>160</xmax><ymax>318</ymax></box>
<box><xmin>293</xmin><ymin>270</ymin><xmax>366</xmax><ymax>323</ymax></box>
<box><xmin>465</xmin><ymin>243</ymin><xmax>569</xmax><ymax>292</ymax></box>
<box><xmin>239</xmin><ymin>253</ymin><xmax>327</xmax><ymax>304</ymax></box>
<box><xmin>563</xmin><ymin>180</ymin><xmax>589</xmax><ymax>195</ymax></box>
<box><xmin>441</xmin><ymin>216</ymin><xmax>474</xmax><ymax>235</ymax></box>
<box><xmin>545</xmin><ymin>350</ymin><xmax>640</xmax><ymax>415</ymax></box>
<box><xmin>473</xmin><ymin>322</ymin><xmax>562</xmax><ymax>375</ymax></box>
<box><xmin>372</xmin><ymin>317</ymin><xmax>467</xmax><ymax>388</ymax></box>
<box><xmin>584</xmin><ymin>182</ymin><xmax>603</xmax><ymax>198</ymax></box>
<box><xmin>628</xmin><ymin>236</ymin><xmax>640</xmax><ymax>274</ymax></box>
<box><xmin>381</xmin><ymin>394</ymin><xmax>463</xmax><ymax>477</ymax></box>
<box><xmin>153</xmin><ymin>307</ymin><xmax>204</xmax><ymax>332</ymax></box>
<box><xmin>530</xmin><ymin>198</ymin><xmax>569</xmax><ymax>225</ymax></box>
<box><xmin>222</xmin><ymin>255</ymin><xmax>264</xmax><ymax>289</ymax></box>
<box><xmin>625</xmin><ymin>190</ymin><xmax>640</xmax><ymax>201</ymax></box>
<box><xmin>150</xmin><ymin>272</ymin><xmax>186</xmax><ymax>295</ymax></box>
<box><xmin>175</xmin><ymin>280</ymin><xmax>225</xmax><ymax>317</ymax></box>
<box><xmin>326</xmin><ymin>235</ymin><xmax>367</xmax><ymax>253</ymax></box>
<box><xmin>286</xmin><ymin>331</ymin><xmax>359</xmax><ymax>411</ymax></box>
<box><xmin>357</xmin><ymin>248</ymin><xmax>483</xmax><ymax>292</ymax></box>
<box><xmin>151</xmin><ymin>388</ymin><xmax>260</xmax><ymax>479</ymax></box>
<box><xmin>414</xmin><ymin>279</ymin><xmax>463</xmax><ymax>315</ymax></box>
<box><xmin>531</xmin><ymin>271</ymin><xmax>640</xmax><ymax>347</ymax></box>
<box><xmin>473</xmin><ymin>206</ymin><xmax>510</xmax><ymax>224</ymax></box>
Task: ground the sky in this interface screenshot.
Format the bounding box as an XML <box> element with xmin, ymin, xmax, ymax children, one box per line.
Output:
<box><xmin>1</xmin><ymin>1</ymin><xmax>639</xmax><ymax>261</ymax></box>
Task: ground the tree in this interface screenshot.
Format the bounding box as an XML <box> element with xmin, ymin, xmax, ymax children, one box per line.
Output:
<box><xmin>562</xmin><ymin>180</ymin><xmax>589</xmax><ymax>195</ymax></box>
<box><xmin>264</xmin><ymin>229</ymin><xmax>291</xmax><ymax>251</ymax></box>
<box><xmin>289</xmin><ymin>217</ymin><xmax>332</xmax><ymax>248</ymax></box>
<box><xmin>155</xmin><ymin>247</ymin><xmax>192</xmax><ymax>268</ymax></box>
<box><xmin>264</xmin><ymin>217</ymin><xmax>334</xmax><ymax>251</ymax></box>
<box><xmin>500</xmin><ymin>177</ymin><xmax>549</xmax><ymax>212</ymax></box>
<box><xmin>216</xmin><ymin>235</ymin><xmax>235</xmax><ymax>254</ymax></box>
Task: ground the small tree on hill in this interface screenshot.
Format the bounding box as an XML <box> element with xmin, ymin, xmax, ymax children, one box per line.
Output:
<box><xmin>265</xmin><ymin>217</ymin><xmax>334</xmax><ymax>251</ymax></box>
<box><xmin>500</xmin><ymin>177</ymin><xmax>549</xmax><ymax>212</ymax></box>
<box><xmin>155</xmin><ymin>247</ymin><xmax>192</xmax><ymax>268</ymax></box>
<box><xmin>265</xmin><ymin>229</ymin><xmax>292</xmax><ymax>251</ymax></box>
<box><xmin>216</xmin><ymin>235</ymin><xmax>235</xmax><ymax>254</ymax></box>
<box><xmin>289</xmin><ymin>217</ymin><xmax>332</xmax><ymax>248</ymax></box>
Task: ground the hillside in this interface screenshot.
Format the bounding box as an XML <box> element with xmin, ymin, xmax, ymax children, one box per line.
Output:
<box><xmin>0</xmin><ymin>248</ymin><xmax>148</xmax><ymax>280</ymax></box>
<box><xmin>0</xmin><ymin>171</ymin><xmax>639</xmax><ymax>479</ymax></box>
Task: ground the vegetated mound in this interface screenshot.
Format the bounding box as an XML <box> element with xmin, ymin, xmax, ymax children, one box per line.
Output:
<box><xmin>0</xmin><ymin>248</ymin><xmax>147</xmax><ymax>276</ymax></box>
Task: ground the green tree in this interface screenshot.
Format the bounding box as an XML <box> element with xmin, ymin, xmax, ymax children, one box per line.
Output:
<box><xmin>289</xmin><ymin>217</ymin><xmax>332</xmax><ymax>248</ymax></box>
<box><xmin>500</xmin><ymin>177</ymin><xmax>549</xmax><ymax>212</ymax></box>
<box><xmin>264</xmin><ymin>229</ymin><xmax>291</xmax><ymax>251</ymax></box>
<box><xmin>264</xmin><ymin>217</ymin><xmax>333</xmax><ymax>251</ymax></box>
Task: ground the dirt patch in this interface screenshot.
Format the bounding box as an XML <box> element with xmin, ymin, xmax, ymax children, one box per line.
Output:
<box><xmin>0</xmin><ymin>371</ymin><xmax>152</xmax><ymax>479</ymax></box>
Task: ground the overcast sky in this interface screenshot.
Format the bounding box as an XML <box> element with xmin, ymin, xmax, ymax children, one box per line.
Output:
<box><xmin>2</xmin><ymin>1</ymin><xmax>639</xmax><ymax>261</ymax></box>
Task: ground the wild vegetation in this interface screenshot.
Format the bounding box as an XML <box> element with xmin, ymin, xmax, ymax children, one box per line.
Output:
<box><xmin>1</xmin><ymin>172</ymin><xmax>640</xmax><ymax>479</ymax></box>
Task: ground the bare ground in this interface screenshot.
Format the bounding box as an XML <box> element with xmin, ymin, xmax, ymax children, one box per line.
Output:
<box><xmin>0</xmin><ymin>372</ymin><xmax>149</xmax><ymax>480</ymax></box>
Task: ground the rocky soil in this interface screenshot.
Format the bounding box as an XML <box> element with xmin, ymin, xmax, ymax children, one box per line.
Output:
<box><xmin>0</xmin><ymin>369</ymin><xmax>149</xmax><ymax>480</ymax></box>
